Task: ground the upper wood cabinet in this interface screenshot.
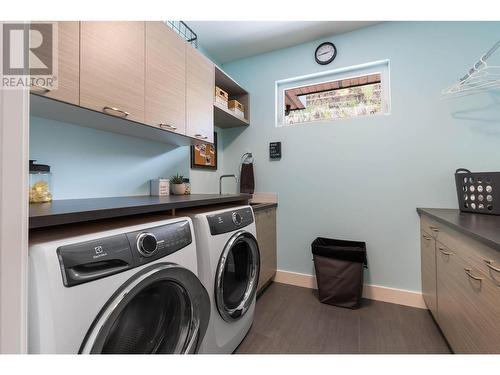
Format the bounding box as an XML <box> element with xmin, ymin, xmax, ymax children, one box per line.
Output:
<box><xmin>145</xmin><ymin>22</ymin><xmax>186</xmax><ymax>134</ymax></box>
<box><xmin>30</xmin><ymin>21</ymin><xmax>79</xmax><ymax>105</ymax></box>
<box><xmin>186</xmin><ymin>44</ymin><xmax>214</xmax><ymax>143</ymax></box>
<box><xmin>80</xmin><ymin>22</ymin><xmax>145</xmax><ymax>123</ymax></box>
<box><xmin>31</xmin><ymin>21</ymin><xmax>224</xmax><ymax>144</ymax></box>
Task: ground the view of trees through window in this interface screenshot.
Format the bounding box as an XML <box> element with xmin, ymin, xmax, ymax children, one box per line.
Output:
<box><xmin>284</xmin><ymin>73</ymin><xmax>383</xmax><ymax>125</ymax></box>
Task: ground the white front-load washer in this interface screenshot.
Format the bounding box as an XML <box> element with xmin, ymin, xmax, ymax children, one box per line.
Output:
<box><xmin>187</xmin><ymin>205</ymin><xmax>260</xmax><ymax>354</ymax></box>
<box><xmin>29</xmin><ymin>216</ymin><xmax>210</xmax><ymax>354</ymax></box>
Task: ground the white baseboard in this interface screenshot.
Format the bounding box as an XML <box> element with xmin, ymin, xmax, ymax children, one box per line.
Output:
<box><xmin>273</xmin><ymin>270</ymin><xmax>426</xmax><ymax>309</ymax></box>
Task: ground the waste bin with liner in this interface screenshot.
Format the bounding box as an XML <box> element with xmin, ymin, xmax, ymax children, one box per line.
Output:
<box><xmin>311</xmin><ymin>237</ymin><xmax>368</xmax><ymax>309</ymax></box>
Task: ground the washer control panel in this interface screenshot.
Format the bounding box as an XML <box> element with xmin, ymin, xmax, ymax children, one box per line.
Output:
<box><xmin>126</xmin><ymin>220</ymin><xmax>192</xmax><ymax>265</ymax></box>
<box><xmin>207</xmin><ymin>207</ymin><xmax>254</xmax><ymax>235</ymax></box>
<box><xmin>57</xmin><ymin>220</ymin><xmax>192</xmax><ymax>287</ymax></box>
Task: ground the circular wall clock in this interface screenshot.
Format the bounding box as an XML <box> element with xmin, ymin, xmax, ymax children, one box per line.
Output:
<box><xmin>315</xmin><ymin>42</ymin><xmax>337</xmax><ymax>65</ymax></box>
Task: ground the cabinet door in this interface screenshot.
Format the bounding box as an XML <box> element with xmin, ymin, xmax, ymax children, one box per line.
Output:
<box><xmin>420</xmin><ymin>230</ymin><xmax>437</xmax><ymax>316</ymax></box>
<box><xmin>437</xmin><ymin>248</ymin><xmax>500</xmax><ymax>353</ymax></box>
<box><xmin>255</xmin><ymin>207</ymin><xmax>277</xmax><ymax>293</ymax></box>
<box><xmin>145</xmin><ymin>22</ymin><xmax>186</xmax><ymax>134</ymax></box>
<box><xmin>30</xmin><ymin>21</ymin><xmax>79</xmax><ymax>105</ymax></box>
<box><xmin>80</xmin><ymin>22</ymin><xmax>144</xmax><ymax>122</ymax></box>
<box><xmin>186</xmin><ymin>44</ymin><xmax>214</xmax><ymax>143</ymax></box>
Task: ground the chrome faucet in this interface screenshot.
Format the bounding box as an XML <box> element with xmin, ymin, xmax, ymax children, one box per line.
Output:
<box><xmin>219</xmin><ymin>174</ymin><xmax>238</xmax><ymax>195</ymax></box>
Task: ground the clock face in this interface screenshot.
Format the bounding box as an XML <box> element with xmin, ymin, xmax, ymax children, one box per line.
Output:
<box><xmin>315</xmin><ymin>42</ymin><xmax>337</xmax><ymax>65</ymax></box>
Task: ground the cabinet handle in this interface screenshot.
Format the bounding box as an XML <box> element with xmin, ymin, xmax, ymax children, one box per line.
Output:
<box><xmin>422</xmin><ymin>234</ymin><xmax>432</xmax><ymax>240</ymax></box>
<box><xmin>103</xmin><ymin>106</ymin><xmax>129</xmax><ymax>118</ymax></box>
<box><xmin>429</xmin><ymin>225</ymin><xmax>439</xmax><ymax>232</ymax></box>
<box><xmin>438</xmin><ymin>247</ymin><xmax>453</xmax><ymax>256</ymax></box>
<box><xmin>194</xmin><ymin>134</ymin><xmax>208</xmax><ymax>140</ymax></box>
<box><xmin>484</xmin><ymin>259</ymin><xmax>500</xmax><ymax>273</ymax></box>
<box><xmin>31</xmin><ymin>84</ymin><xmax>52</xmax><ymax>92</ymax></box>
<box><xmin>464</xmin><ymin>268</ymin><xmax>483</xmax><ymax>281</ymax></box>
<box><xmin>159</xmin><ymin>123</ymin><xmax>177</xmax><ymax>131</ymax></box>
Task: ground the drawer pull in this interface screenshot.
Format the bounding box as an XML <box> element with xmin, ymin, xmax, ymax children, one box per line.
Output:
<box><xmin>103</xmin><ymin>106</ymin><xmax>129</xmax><ymax>118</ymax></box>
<box><xmin>429</xmin><ymin>225</ymin><xmax>439</xmax><ymax>232</ymax></box>
<box><xmin>484</xmin><ymin>259</ymin><xmax>500</xmax><ymax>273</ymax></box>
<box><xmin>194</xmin><ymin>134</ymin><xmax>208</xmax><ymax>140</ymax></box>
<box><xmin>438</xmin><ymin>247</ymin><xmax>453</xmax><ymax>256</ymax></box>
<box><xmin>422</xmin><ymin>235</ymin><xmax>432</xmax><ymax>240</ymax></box>
<box><xmin>31</xmin><ymin>84</ymin><xmax>52</xmax><ymax>92</ymax></box>
<box><xmin>159</xmin><ymin>123</ymin><xmax>177</xmax><ymax>131</ymax></box>
<box><xmin>464</xmin><ymin>268</ymin><xmax>483</xmax><ymax>282</ymax></box>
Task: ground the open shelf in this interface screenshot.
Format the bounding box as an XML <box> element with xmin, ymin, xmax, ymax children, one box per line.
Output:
<box><xmin>214</xmin><ymin>66</ymin><xmax>250</xmax><ymax>128</ymax></box>
<box><xmin>214</xmin><ymin>101</ymin><xmax>249</xmax><ymax>128</ymax></box>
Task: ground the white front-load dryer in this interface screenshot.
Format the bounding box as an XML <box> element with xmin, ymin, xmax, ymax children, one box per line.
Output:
<box><xmin>188</xmin><ymin>206</ymin><xmax>260</xmax><ymax>354</ymax></box>
<box><xmin>29</xmin><ymin>216</ymin><xmax>210</xmax><ymax>354</ymax></box>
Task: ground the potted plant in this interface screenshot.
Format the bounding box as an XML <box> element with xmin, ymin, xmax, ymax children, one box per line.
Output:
<box><xmin>170</xmin><ymin>173</ymin><xmax>186</xmax><ymax>195</ymax></box>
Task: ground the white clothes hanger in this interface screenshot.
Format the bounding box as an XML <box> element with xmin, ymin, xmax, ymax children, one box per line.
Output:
<box><xmin>442</xmin><ymin>40</ymin><xmax>500</xmax><ymax>99</ymax></box>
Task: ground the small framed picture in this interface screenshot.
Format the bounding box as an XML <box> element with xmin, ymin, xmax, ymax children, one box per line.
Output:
<box><xmin>190</xmin><ymin>132</ymin><xmax>217</xmax><ymax>170</ymax></box>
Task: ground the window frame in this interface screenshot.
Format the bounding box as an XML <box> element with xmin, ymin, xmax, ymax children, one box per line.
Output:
<box><xmin>275</xmin><ymin>59</ymin><xmax>391</xmax><ymax>127</ymax></box>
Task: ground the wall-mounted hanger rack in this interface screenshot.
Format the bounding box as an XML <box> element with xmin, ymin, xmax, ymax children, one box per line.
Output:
<box><xmin>241</xmin><ymin>152</ymin><xmax>254</xmax><ymax>164</ymax></box>
<box><xmin>442</xmin><ymin>40</ymin><xmax>500</xmax><ymax>99</ymax></box>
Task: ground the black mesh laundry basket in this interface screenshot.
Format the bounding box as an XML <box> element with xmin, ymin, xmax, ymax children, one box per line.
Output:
<box><xmin>311</xmin><ymin>237</ymin><xmax>367</xmax><ymax>309</ymax></box>
<box><xmin>455</xmin><ymin>168</ymin><xmax>500</xmax><ymax>215</ymax></box>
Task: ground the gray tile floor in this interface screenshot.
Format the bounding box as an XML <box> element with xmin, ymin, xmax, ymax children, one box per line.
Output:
<box><xmin>236</xmin><ymin>283</ymin><xmax>451</xmax><ymax>354</ymax></box>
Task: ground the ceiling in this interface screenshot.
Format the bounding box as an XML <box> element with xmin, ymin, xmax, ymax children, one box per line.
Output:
<box><xmin>186</xmin><ymin>21</ymin><xmax>380</xmax><ymax>63</ymax></box>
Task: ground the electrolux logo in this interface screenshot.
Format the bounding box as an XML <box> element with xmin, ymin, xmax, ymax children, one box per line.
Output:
<box><xmin>1</xmin><ymin>22</ymin><xmax>58</xmax><ymax>90</ymax></box>
<box><xmin>93</xmin><ymin>245</ymin><xmax>107</xmax><ymax>259</ymax></box>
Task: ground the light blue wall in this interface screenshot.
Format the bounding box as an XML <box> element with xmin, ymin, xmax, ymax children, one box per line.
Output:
<box><xmin>30</xmin><ymin>115</ymin><xmax>227</xmax><ymax>198</ymax></box>
<box><xmin>30</xmin><ymin>116</ymin><xmax>190</xmax><ymax>199</ymax></box>
<box><xmin>221</xmin><ymin>21</ymin><xmax>500</xmax><ymax>291</ymax></box>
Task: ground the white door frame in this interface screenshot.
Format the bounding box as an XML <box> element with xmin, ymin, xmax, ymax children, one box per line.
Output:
<box><xmin>0</xmin><ymin>22</ymin><xmax>30</xmax><ymax>354</ymax></box>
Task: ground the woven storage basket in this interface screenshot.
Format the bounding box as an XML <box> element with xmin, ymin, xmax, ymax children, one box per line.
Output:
<box><xmin>455</xmin><ymin>168</ymin><xmax>500</xmax><ymax>215</ymax></box>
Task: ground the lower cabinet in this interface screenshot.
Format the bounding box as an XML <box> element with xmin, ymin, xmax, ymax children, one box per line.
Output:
<box><xmin>436</xmin><ymin>243</ymin><xmax>499</xmax><ymax>353</ymax></box>
<box><xmin>254</xmin><ymin>206</ymin><xmax>277</xmax><ymax>294</ymax></box>
<box><xmin>420</xmin><ymin>215</ymin><xmax>500</xmax><ymax>353</ymax></box>
<box><xmin>420</xmin><ymin>230</ymin><xmax>437</xmax><ymax>316</ymax></box>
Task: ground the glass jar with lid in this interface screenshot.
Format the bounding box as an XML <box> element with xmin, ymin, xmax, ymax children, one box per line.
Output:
<box><xmin>182</xmin><ymin>178</ymin><xmax>191</xmax><ymax>195</ymax></box>
<box><xmin>29</xmin><ymin>160</ymin><xmax>53</xmax><ymax>203</ymax></box>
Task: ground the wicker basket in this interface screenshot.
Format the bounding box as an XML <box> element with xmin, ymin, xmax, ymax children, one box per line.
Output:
<box><xmin>455</xmin><ymin>168</ymin><xmax>500</xmax><ymax>215</ymax></box>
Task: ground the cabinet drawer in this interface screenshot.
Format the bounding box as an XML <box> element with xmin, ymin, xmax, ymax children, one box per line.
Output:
<box><xmin>420</xmin><ymin>216</ymin><xmax>441</xmax><ymax>239</ymax></box>
<box><xmin>436</xmin><ymin>248</ymin><xmax>500</xmax><ymax>353</ymax></box>
<box><xmin>430</xmin><ymin>222</ymin><xmax>500</xmax><ymax>287</ymax></box>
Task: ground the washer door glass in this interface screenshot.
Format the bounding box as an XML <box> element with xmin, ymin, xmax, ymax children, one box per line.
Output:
<box><xmin>80</xmin><ymin>264</ymin><xmax>210</xmax><ymax>354</ymax></box>
<box><xmin>215</xmin><ymin>231</ymin><xmax>260</xmax><ymax>321</ymax></box>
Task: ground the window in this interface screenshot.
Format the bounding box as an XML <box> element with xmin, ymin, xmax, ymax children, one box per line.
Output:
<box><xmin>276</xmin><ymin>60</ymin><xmax>390</xmax><ymax>127</ymax></box>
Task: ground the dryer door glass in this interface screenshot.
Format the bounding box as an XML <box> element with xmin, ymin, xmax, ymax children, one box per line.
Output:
<box><xmin>80</xmin><ymin>264</ymin><xmax>210</xmax><ymax>354</ymax></box>
<box><xmin>215</xmin><ymin>231</ymin><xmax>260</xmax><ymax>321</ymax></box>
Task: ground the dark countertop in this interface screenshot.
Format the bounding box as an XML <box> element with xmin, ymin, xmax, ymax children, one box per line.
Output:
<box><xmin>250</xmin><ymin>202</ymin><xmax>278</xmax><ymax>212</ymax></box>
<box><xmin>30</xmin><ymin>194</ymin><xmax>251</xmax><ymax>229</ymax></box>
<box><xmin>417</xmin><ymin>208</ymin><xmax>500</xmax><ymax>252</ymax></box>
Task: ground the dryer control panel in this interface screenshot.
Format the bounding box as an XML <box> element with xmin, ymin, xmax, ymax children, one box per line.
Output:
<box><xmin>57</xmin><ymin>220</ymin><xmax>192</xmax><ymax>287</ymax></box>
<box><xmin>207</xmin><ymin>207</ymin><xmax>254</xmax><ymax>235</ymax></box>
